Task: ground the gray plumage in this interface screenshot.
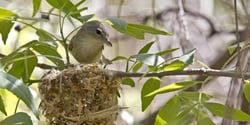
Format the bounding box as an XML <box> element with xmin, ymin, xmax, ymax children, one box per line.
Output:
<box><xmin>69</xmin><ymin>21</ymin><xmax>112</xmax><ymax>64</ymax></box>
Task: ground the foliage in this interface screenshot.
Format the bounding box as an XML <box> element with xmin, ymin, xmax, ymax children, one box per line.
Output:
<box><xmin>0</xmin><ymin>0</ymin><xmax>249</xmax><ymax>124</ymax></box>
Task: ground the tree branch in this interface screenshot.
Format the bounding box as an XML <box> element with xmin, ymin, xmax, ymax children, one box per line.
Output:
<box><xmin>109</xmin><ymin>68</ymin><xmax>250</xmax><ymax>79</ymax></box>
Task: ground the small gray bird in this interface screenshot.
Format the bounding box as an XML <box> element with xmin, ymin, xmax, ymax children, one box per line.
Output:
<box><xmin>69</xmin><ymin>21</ymin><xmax>112</xmax><ymax>64</ymax></box>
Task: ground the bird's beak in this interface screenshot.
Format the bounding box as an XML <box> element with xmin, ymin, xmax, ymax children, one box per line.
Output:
<box><xmin>104</xmin><ymin>38</ymin><xmax>112</xmax><ymax>47</ymax></box>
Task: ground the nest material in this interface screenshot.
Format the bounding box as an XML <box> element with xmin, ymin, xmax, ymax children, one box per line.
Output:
<box><xmin>39</xmin><ymin>64</ymin><xmax>121</xmax><ymax>125</ymax></box>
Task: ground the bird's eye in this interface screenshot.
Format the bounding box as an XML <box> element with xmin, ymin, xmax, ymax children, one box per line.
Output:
<box><xmin>96</xmin><ymin>28</ymin><xmax>102</xmax><ymax>35</ymax></box>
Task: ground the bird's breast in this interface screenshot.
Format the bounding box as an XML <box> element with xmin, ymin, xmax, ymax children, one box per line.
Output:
<box><xmin>70</xmin><ymin>38</ymin><xmax>104</xmax><ymax>64</ymax></box>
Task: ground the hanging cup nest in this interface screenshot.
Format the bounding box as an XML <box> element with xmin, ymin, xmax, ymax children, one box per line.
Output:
<box><xmin>39</xmin><ymin>64</ymin><xmax>121</xmax><ymax>125</ymax></box>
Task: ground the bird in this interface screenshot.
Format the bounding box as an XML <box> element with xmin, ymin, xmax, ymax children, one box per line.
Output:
<box><xmin>69</xmin><ymin>20</ymin><xmax>112</xmax><ymax>64</ymax></box>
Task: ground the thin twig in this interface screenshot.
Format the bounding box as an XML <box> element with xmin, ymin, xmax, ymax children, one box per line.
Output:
<box><xmin>235</xmin><ymin>0</ymin><xmax>244</xmax><ymax>79</ymax></box>
<box><xmin>108</xmin><ymin>68</ymin><xmax>250</xmax><ymax>79</ymax></box>
<box><xmin>21</xmin><ymin>68</ymin><xmax>250</xmax><ymax>85</ymax></box>
<box><xmin>114</xmin><ymin>0</ymin><xmax>124</xmax><ymax>69</ymax></box>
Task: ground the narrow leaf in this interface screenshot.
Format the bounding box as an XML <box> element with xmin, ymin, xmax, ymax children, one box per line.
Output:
<box><xmin>132</xmin><ymin>62</ymin><xmax>143</xmax><ymax>72</ymax></box>
<box><xmin>6</xmin><ymin>53</ymin><xmax>24</xmax><ymax>78</ymax></box>
<box><xmin>0</xmin><ymin>112</ymin><xmax>32</xmax><ymax>125</ymax></box>
<box><xmin>197</xmin><ymin>111</ymin><xmax>215</xmax><ymax>125</ymax></box>
<box><xmin>141</xmin><ymin>77</ymin><xmax>160</xmax><ymax>111</ymax></box>
<box><xmin>122</xmin><ymin>77</ymin><xmax>135</xmax><ymax>87</ymax></box>
<box><xmin>0</xmin><ymin>95</ymin><xmax>7</xmax><ymax>115</ymax></box>
<box><xmin>46</xmin><ymin>0</ymin><xmax>82</xmax><ymax>21</ymax></box>
<box><xmin>32</xmin><ymin>43</ymin><xmax>64</xmax><ymax>69</ymax></box>
<box><xmin>36</xmin><ymin>29</ymin><xmax>54</xmax><ymax>41</ymax></box>
<box><xmin>32</xmin><ymin>0</ymin><xmax>41</xmax><ymax>16</ymax></box>
<box><xmin>204</xmin><ymin>102</ymin><xmax>250</xmax><ymax>121</ymax></box>
<box><xmin>0</xmin><ymin>8</ymin><xmax>18</xmax><ymax>44</ymax></box>
<box><xmin>0</xmin><ymin>71</ymin><xmax>39</xmax><ymax>118</ymax></box>
<box><xmin>125</xmin><ymin>25</ymin><xmax>145</xmax><ymax>39</ymax></box>
<box><xmin>75</xmin><ymin>0</ymin><xmax>86</xmax><ymax>7</ymax></box>
<box><xmin>8</xmin><ymin>50</ymin><xmax>37</xmax><ymax>81</ymax></box>
<box><xmin>164</xmin><ymin>60</ymin><xmax>185</xmax><ymax>71</ymax></box>
<box><xmin>174</xmin><ymin>104</ymin><xmax>196</xmax><ymax>124</ymax></box>
<box><xmin>107</xmin><ymin>17</ymin><xmax>127</xmax><ymax>30</ymax></box>
<box><xmin>1</xmin><ymin>40</ymin><xmax>37</xmax><ymax>66</ymax></box>
<box><xmin>138</xmin><ymin>41</ymin><xmax>155</xmax><ymax>54</ymax></box>
<box><xmin>178</xmin><ymin>92</ymin><xmax>212</xmax><ymax>102</ymax></box>
<box><xmin>146</xmin><ymin>81</ymin><xmax>202</xmax><ymax>97</ymax></box>
<box><xmin>111</xmin><ymin>56</ymin><xmax>127</xmax><ymax>62</ymax></box>
<box><xmin>78</xmin><ymin>14</ymin><xmax>94</xmax><ymax>22</ymax></box>
<box><xmin>106</xmin><ymin>18</ymin><xmax>143</xmax><ymax>39</ymax></box>
<box><xmin>0</xmin><ymin>8</ymin><xmax>17</xmax><ymax>18</ymax></box>
<box><xmin>244</xmin><ymin>80</ymin><xmax>250</xmax><ymax>103</ymax></box>
<box><xmin>156</xmin><ymin>48</ymin><xmax>179</xmax><ymax>56</ymax></box>
<box><xmin>154</xmin><ymin>96</ymin><xmax>181</xmax><ymax>125</ymax></box>
<box><xmin>128</xmin><ymin>23</ymin><xmax>171</xmax><ymax>36</ymax></box>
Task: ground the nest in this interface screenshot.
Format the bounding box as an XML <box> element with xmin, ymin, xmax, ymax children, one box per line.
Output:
<box><xmin>39</xmin><ymin>64</ymin><xmax>121</xmax><ymax>125</ymax></box>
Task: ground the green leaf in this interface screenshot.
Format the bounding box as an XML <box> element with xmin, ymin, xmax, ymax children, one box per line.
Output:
<box><xmin>21</xmin><ymin>50</ymin><xmax>37</xmax><ymax>81</ymax></box>
<box><xmin>0</xmin><ymin>112</ymin><xmax>32</xmax><ymax>125</ymax></box>
<box><xmin>141</xmin><ymin>77</ymin><xmax>160</xmax><ymax>111</ymax></box>
<box><xmin>132</xmin><ymin>62</ymin><xmax>143</xmax><ymax>72</ymax></box>
<box><xmin>174</xmin><ymin>104</ymin><xmax>196</xmax><ymax>125</ymax></box>
<box><xmin>106</xmin><ymin>18</ymin><xmax>171</xmax><ymax>39</ymax></box>
<box><xmin>197</xmin><ymin>111</ymin><xmax>215</xmax><ymax>125</ymax></box>
<box><xmin>204</xmin><ymin>102</ymin><xmax>250</xmax><ymax>121</ymax></box>
<box><xmin>0</xmin><ymin>8</ymin><xmax>17</xmax><ymax>18</ymax></box>
<box><xmin>0</xmin><ymin>95</ymin><xmax>7</xmax><ymax>115</ymax></box>
<box><xmin>244</xmin><ymin>80</ymin><xmax>250</xmax><ymax>103</ymax></box>
<box><xmin>8</xmin><ymin>50</ymin><xmax>37</xmax><ymax>81</ymax></box>
<box><xmin>5</xmin><ymin>53</ymin><xmax>24</xmax><ymax>78</ymax></box>
<box><xmin>122</xmin><ymin>77</ymin><xmax>135</xmax><ymax>87</ymax></box>
<box><xmin>146</xmin><ymin>81</ymin><xmax>202</xmax><ymax>97</ymax></box>
<box><xmin>178</xmin><ymin>49</ymin><xmax>196</xmax><ymax>66</ymax></box>
<box><xmin>78</xmin><ymin>14</ymin><xmax>95</xmax><ymax>22</ymax></box>
<box><xmin>0</xmin><ymin>71</ymin><xmax>39</xmax><ymax>118</ymax></box>
<box><xmin>154</xmin><ymin>96</ymin><xmax>181</xmax><ymax>125</ymax></box>
<box><xmin>0</xmin><ymin>52</ymin><xmax>19</xmax><ymax>67</ymax></box>
<box><xmin>0</xmin><ymin>40</ymin><xmax>38</xmax><ymax>66</ymax></box>
<box><xmin>131</xmin><ymin>54</ymin><xmax>165</xmax><ymax>66</ymax></box>
<box><xmin>107</xmin><ymin>17</ymin><xmax>127</xmax><ymax>30</ymax></box>
<box><xmin>128</xmin><ymin>23</ymin><xmax>171</xmax><ymax>36</ymax></box>
<box><xmin>138</xmin><ymin>41</ymin><xmax>155</xmax><ymax>54</ymax></box>
<box><xmin>111</xmin><ymin>56</ymin><xmax>127</xmax><ymax>62</ymax></box>
<box><xmin>125</xmin><ymin>25</ymin><xmax>145</xmax><ymax>39</ymax></box>
<box><xmin>107</xmin><ymin>18</ymin><xmax>145</xmax><ymax>39</ymax></box>
<box><xmin>32</xmin><ymin>0</ymin><xmax>41</xmax><ymax>16</ymax></box>
<box><xmin>32</xmin><ymin>43</ymin><xmax>64</xmax><ymax>70</ymax></box>
<box><xmin>46</xmin><ymin>0</ymin><xmax>82</xmax><ymax>21</ymax></box>
<box><xmin>0</xmin><ymin>8</ymin><xmax>18</xmax><ymax>44</ymax></box>
<box><xmin>75</xmin><ymin>0</ymin><xmax>86</xmax><ymax>7</ymax></box>
<box><xmin>36</xmin><ymin>29</ymin><xmax>54</xmax><ymax>41</ymax></box>
<box><xmin>178</xmin><ymin>92</ymin><xmax>212</xmax><ymax>102</ymax></box>
<box><xmin>156</xmin><ymin>48</ymin><xmax>179</xmax><ymax>56</ymax></box>
<box><xmin>110</xmin><ymin>22</ymin><xmax>144</xmax><ymax>39</ymax></box>
<box><xmin>164</xmin><ymin>60</ymin><xmax>185</xmax><ymax>71</ymax></box>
